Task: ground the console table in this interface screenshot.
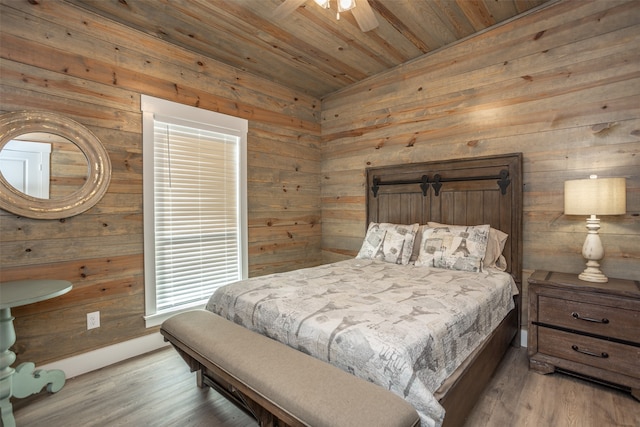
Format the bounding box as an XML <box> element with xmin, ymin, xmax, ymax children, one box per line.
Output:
<box><xmin>0</xmin><ymin>279</ymin><xmax>73</xmax><ymax>427</ymax></box>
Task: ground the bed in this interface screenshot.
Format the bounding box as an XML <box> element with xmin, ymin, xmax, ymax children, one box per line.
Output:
<box><xmin>177</xmin><ymin>153</ymin><xmax>522</xmax><ymax>427</ymax></box>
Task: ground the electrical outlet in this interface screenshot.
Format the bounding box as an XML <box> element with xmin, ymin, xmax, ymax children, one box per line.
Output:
<box><xmin>87</xmin><ymin>311</ymin><xmax>100</xmax><ymax>330</ymax></box>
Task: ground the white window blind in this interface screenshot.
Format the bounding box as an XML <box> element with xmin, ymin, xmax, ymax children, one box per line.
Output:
<box><xmin>142</xmin><ymin>95</ymin><xmax>247</xmax><ymax>327</ymax></box>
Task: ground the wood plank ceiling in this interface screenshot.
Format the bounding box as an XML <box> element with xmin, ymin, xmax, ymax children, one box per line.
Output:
<box><xmin>67</xmin><ymin>0</ymin><xmax>553</xmax><ymax>99</ymax></box>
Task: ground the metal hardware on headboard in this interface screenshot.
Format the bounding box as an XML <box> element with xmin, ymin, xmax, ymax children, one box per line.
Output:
<box><xmin>497</xmin><ymin>169</ymin><xmax>511</xmax><ymax>195</ymax></box>
<box><xmin>431</xmin><ymin>169</ymin><xmax>511</xmax><ymax>196</ymax></box>
<box><xmin>371</xmin><ymin>175</ymin><xmax>429</xmax><ymax>197</ymax></box>
<box><xmin>372</xmin><ymin>169</ymin><xmax>511</xmax><ymax>197</ymax></box>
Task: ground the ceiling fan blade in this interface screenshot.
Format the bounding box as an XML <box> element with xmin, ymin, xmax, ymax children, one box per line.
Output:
<box><xmin>352</xmin><ymin>0</ymin><xmax>378</xmax><ymax>32</ymax></box>
<box><xmin>272</xmin><ymin>0</ymin><xmax>308</xmax><ymax>20</ymax></box>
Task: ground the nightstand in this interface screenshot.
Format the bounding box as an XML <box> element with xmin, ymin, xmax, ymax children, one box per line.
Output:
<box><xmin>527</xmin><ymin>270</ymin><xmax>640</xmax><ymax>400</ymax></box>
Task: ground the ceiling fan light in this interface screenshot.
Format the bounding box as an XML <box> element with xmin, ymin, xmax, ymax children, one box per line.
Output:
<box><xmin>314</xmin><ymin>0</ymin><xmax>330</xmax><ymax>9</ymax></box>
<box><xmin>338</xmin><ymin>0</ymin><xmax>356</xmax><ymax>12</ymax></box>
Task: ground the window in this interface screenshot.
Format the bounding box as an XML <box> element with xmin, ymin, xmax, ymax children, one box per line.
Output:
<box><xmin>141</xmin><ymin>95</ymin><xmax>248</xmax><ymax>327</ymax></box>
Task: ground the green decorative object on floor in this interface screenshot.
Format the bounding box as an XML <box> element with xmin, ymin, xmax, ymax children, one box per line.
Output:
<box><xmin>0</xmin><ymin>279</ymin><xmax>72</xmax><ymax>427</ymax></box>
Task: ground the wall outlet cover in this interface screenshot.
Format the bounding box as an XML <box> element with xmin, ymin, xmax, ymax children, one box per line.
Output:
<box><xmin>87</xmin><ymin>311</ymin><xmax>100</xmax><ymax>330</ymax></box>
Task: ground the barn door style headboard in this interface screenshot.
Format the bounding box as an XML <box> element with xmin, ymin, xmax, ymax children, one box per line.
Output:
<box><xmin>365</xmin><ymin>153</ymin><xmax>523</xmax><ymax>287</ymax></box>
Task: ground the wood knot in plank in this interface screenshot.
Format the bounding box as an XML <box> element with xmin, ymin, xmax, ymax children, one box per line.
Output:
<box><xmin>591</xmin><ymin>122</ymin><xmax>616</xmax><ymax>135</ymax></box>
<box><xmin>534</xmin><ymin>30</ymin><xmax>545</xmax><ymax>40</ymax></box>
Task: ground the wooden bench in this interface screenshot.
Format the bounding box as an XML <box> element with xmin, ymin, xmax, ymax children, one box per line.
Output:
<box><xmin>160</xmin><ymin>309</ymin><xmax>420</xmax><ymax>427</ymax></box>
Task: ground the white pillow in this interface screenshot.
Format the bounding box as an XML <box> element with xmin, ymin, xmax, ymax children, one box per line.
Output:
<box><xmin>356</xmin><ymin>227</ymin><xmax>386</xmax><ymax>260</ymax></box>
<box><xmin>410</xmin><ymin>224</ymin><xmax>429</xmax><ymax>262</ymax></box>
<box><xmin>484</xmin><ymin>228</ymin><xmax>508</xmax><ymax>271</ymax></box>
<box><xmin>427</xmin><ymin>222</ymin><xmax>508</xmax><ymax>270</ymax></box>
<box><xmin>380</xmin><ymin>227</ymin><xmax>408</xmax><ymax>264</ymax></box>
<box><xmin>356</xmin><ymin>222</ymin><xmax>419</xmax><ymax>265</ymax></box>
<box><xmin>416</xmin><ymin>224</ymin><xmax>490</xmax><ymax>272</ymax></box>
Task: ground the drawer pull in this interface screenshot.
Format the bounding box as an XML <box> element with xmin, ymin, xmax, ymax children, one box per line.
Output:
<box><xmin>571</xmin><ymin>312</ymin><xmax>609</xmax><ymax>324</ymax></box>
<box><xmin>571</xmin><ymin>344</ymin><xmax>609</xmax><ymax>359</ymax></box>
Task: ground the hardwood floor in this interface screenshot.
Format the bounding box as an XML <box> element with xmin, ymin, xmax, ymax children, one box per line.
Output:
<box><xmin>12</xmin><ymin>347</ymin><xmax>256</xmax><ymax>427</ymax></box>
<box><xmin>464</xmin><ymin>347</ymin><xmax>638</xmax><ymax>427</ymax></box>
<box><xmin>13</xmin><ymin>345</ymin><xmax>638</xmax><ymax>427</ymax></box>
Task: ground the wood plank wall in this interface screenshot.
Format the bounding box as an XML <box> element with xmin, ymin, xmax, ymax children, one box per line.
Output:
<box><xmin>0</xmin><ymin>0</ymin><xmax>321</xmax><ymax>365</ymax></box>
<box><xmin>320</xmin><ymin>0</ymin><xmax>640</xmax><ymax>329</ymax></box>
<box><xmin>0</xmin><ymin>0</ymin><xmax>638</xmax><ymax>367</ymax></box>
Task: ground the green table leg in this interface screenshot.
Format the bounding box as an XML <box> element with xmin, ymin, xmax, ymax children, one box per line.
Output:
<box><xmin>12</xmin><ymin>363</ymin><xmax>66</xmax><ymax>398</ymax></box>
<box><xmin>0</xmin><ymin>308</ymin><xmax>17</xmax><ymax>427</ymax></box>
<box><xmin>0</xmin><ymin>307</ymin><xmax>66</xmax><ymax>427</ymax></box>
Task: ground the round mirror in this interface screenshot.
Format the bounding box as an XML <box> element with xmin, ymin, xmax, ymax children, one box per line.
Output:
<box><xmin>0</xmin><ymin>111</ymin><xmax>111</xmax><ymax>219</ymax></box>
<box><xmin>2</xmin><ymin>132</ymin><xmax>89</xmax><ymax>200</ymax></box>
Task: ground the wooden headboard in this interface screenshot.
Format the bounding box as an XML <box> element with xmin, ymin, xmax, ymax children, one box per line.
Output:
<box><xmin>365</xmin><ymin>153</ymin><xmax>523</xmax><ymax>290</ymax></box>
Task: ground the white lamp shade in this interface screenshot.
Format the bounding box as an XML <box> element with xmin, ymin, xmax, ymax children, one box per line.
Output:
<box><xmin>564</xmin><ymin>177</ymin><xmax>626</xmax><ymax>215</ymax></box>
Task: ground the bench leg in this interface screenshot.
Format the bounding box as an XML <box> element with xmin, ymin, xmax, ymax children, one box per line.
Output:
<box><xmin>246</xmin><ymin>399</ymin><xmax>278</xmax><ymax>427</ymax></box>
<box><xmin>196</xmin><ymin>370</ymin><xmax>207</xmax><ymax>389</ymax></box>
<box><xmin>199</xmin><ymin>370</ymin><xmax>282</xmax><ymax>427</ymax></box>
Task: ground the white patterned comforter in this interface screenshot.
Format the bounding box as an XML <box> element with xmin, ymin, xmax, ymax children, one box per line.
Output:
<box><xmin>206</xmin><ymin>259</ymin><xmax>517</xmax><ymax>427</ymax></box>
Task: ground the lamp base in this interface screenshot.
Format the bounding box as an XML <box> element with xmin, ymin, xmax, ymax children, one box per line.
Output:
<box><xmin>578</xmin><ymin>215</ymin><xmax>608</xmax><ymax>283</ymax></box>
<box><xmin>579</xmin><ymin>266</ymin><xmax>609</xmax><ymax>283</ymax></box>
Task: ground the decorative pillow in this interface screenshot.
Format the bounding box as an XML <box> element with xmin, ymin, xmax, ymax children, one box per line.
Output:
<box><xmin>410</xmin><ymin>224</ymin><xmax>428</xmax><ymax>263</ymax></box>
<box><xmin>427</xmin><ymin>222</ymin><xmax>508</xmax><ymax>270</ymax></box>
<box><xmin>356</xmin><ymin>227</ymin><xmax>386</xmax><ymax>260</ymax></box>
<box><xmin>381</xmin><ymin>228</ymin><xmax>407</xmax><ymax>264</ymax></box>
<box><xmin>416</xmin><ymin>224</ymin><xmax>490</xmax><ymax>272</ymax></box>
<box><xmin>356</xmin><ymin>222</ymin><xmax>418</xmax><ymax>265</ymax></box>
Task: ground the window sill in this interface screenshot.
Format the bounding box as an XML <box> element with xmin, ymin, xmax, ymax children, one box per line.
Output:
<box><xmin>144</xmin><ymin>303</ymin><xmax>206</xmax><ymax>328</ymax></box>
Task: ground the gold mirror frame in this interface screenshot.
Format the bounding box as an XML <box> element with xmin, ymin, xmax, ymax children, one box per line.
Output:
<box><xmin>0</xmin><ymin>111</ymin><xmax>111</xmax><ymax>219</ymax></box>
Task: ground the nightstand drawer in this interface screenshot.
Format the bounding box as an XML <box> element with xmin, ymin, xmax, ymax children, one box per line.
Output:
<box><xmin>538</xmin><ymin>328</ymin><xmax>640</xmax><ymax>378</ymax></box>
<box><xmin>538</xmin><ymin>295</ymin><xmax>640</xmax><ymax>343</ymax></box>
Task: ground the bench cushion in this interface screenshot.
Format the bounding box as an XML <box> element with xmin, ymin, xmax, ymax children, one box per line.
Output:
<box><xmin>161</xmin><ymin>309</ymin><xmax>420</xmax><ymax>427</ymax></box>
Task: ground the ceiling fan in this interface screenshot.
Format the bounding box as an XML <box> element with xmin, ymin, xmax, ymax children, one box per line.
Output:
<box><xmin>272</xmin><ymin>0</ymin><xmax>379</xmax><ymax>32</ymax></box>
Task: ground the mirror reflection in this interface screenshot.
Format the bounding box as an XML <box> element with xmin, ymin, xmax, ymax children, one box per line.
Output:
<box><xmin>0</xmin><ymin>132</ymin><xmax>88</xmax><ymax>200</ymax></box>
<box><xmin>0</xmin><ymin>110</ymin><xmax>111</xmax><ymax>220</ymax></box>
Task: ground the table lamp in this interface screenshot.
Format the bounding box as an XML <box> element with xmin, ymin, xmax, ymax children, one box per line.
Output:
<box><xmin>564</xmin><ymin>175</ymin><xmax>626</xmax><ymax>283</ymax></box>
